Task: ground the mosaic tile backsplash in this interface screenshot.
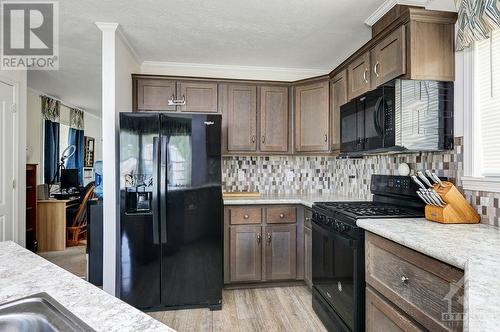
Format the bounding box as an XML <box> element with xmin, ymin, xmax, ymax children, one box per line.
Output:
<box><xmin>222</xmin><ymin>137</ymin><xmax>499</xmax><ymax>225</ymax></box>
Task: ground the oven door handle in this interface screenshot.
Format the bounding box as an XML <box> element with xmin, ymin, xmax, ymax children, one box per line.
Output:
<box><xmin>312</xmin><ymin>219</ymin><xmax>357</xmax><ymax>245</ymax></box>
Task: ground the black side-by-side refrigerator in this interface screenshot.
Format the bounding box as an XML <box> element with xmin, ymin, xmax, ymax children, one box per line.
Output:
<box><xmin>118</xmin><ymin>112</ymin><xmax>222</xmax><ymax>311</ymax></box>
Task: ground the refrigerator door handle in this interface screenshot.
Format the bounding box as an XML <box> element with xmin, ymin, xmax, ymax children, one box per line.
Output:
<box><xmin>152</xmin><ymin>137</ymin><xmax>160</xmax><ymax>245</ymax></box>
<box><xmin>160</xmin><ymin>135</ymin><xmax>168</xmax><ymax>244</ymax></box>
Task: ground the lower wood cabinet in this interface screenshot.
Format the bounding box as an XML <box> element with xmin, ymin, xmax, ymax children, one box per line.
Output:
<box><xmin>366</xmin><ymin>287</ymin><xmax>424</xmax><ymax>332</ymax></box>
<box><xmin>225</xmin><ymin>205</ymin><xmax>301</xmax><ymax>284</ymax></box>
<box><xmin>264</xmin><ymin>224</ymin><xmax>296</xmax><ymax>280</ymax></box>
<box><xmin>229</xmin><ymin>225</ymin><xmax>262</xmax><ymax>282</ymax></box>
<box><xmin>366</xmin><ymin>232</ymin><xmax>464</xmax><ymax>332</ymax></box>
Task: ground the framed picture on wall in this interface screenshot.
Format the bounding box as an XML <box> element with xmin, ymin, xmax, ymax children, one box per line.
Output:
<box><xmin>84</xmin><ymin>136</ymin><xmax>95</xmax><ymax>167</ymax></box>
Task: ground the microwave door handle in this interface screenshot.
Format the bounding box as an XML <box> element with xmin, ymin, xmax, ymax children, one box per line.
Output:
<box><xmin>152</xmin><ymin>137</ymin><xmax>160</xmax><ymax>245</ymax></box>
<box><xmin>160</xmin><ymin>135</ymin><xmax>168</xmax><ymax>244</ymax></box>
<box><xmin>373</xmin><ymin>97</ymin><xmax>383</xmax><ymax>137</ymax></box>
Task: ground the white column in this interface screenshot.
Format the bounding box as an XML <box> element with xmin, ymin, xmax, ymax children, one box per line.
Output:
<box><xmin>95</xmin><ymin>22</ymin><xmax>119</xmax><ymax>295</ymax></box>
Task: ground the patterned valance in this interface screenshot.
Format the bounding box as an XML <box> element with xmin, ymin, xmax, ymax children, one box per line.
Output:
<box><xmin>69</xmin><ymin>108</ymin><xmax>84</xmax><ymax>130</ymax></box>
<box><xmin>455</xmin><ymin>0</ymin><xmax>500</xmax><ymax>51</ymax></box>
<box><xmin>41</xmin><ymin>96</ymin><xmax>60</xmax><ymax>122</ymax></box>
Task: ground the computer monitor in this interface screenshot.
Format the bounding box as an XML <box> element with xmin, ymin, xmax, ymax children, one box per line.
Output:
<box><xmin>60</xmin><ymin>169</ymin><xmax>79</xmax><ymax>189</ymax></box>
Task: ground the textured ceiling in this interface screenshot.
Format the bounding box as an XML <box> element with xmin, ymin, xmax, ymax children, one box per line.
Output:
<box><xmin>27</xmin><ymin>0</ymin><xmax>388</xmax><ymax>115</ymax></box>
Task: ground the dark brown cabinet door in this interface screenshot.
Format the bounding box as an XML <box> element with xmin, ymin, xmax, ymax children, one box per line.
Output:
<box><xmin>347</xmin><ymin>52</ymin><xmax>371</xmax><ymax>100</ymax></box>
<box><xmin>227</xmin><ymin>84</ymin><xmax>257</xmax><ymax>152</ymax></box>
<box><xmin>259</xmin><ymin>86</ymin><xmax>289</xmax><ymax>152</ymax></box>
<box><xmin>331</xmin><ymin>70</ymin><xmax>347</xmax><ymax>151</ymax></box>
<box><xmin>230</xmin><ymin>225</ymin><xmax>262</xmax><ymax>282</ymax></box>
<box><xmin>371</xmin><ymin>26</ymin><xmax>406</xmax><ymax>88</ymax></box>
<box><xmin>264</xmin><ymin>224</ymin><xmax>296</xmax><ymax>281</ymax></box>
<box><xmin>177</xmin><ymin>81</ymin><xmax>218</xmax><ymax>113</ymax></box>
<box><xmin>366</xmin><ymin>287</ymin><xmax>424</xmax><ymax>332</ymax></box>
<box><xmin>304</xmin><ymin>225</ymin><xmax>312</xmax><ymax>288</ymax></box>
<box><xmin>136</xmin><ymin>79</ymin><xmax>176</xmax><ymax>111</ymax></box>
<box><xmin>294</xmin><ymin>81</ymin><xmax>329</xmax><ymax>152</ymax></box>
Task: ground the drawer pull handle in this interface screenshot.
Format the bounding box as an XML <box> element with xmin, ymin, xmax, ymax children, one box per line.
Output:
<box><xmin>279</xmin><ymin>213</ymin><xmax>285</xmax><ymax>218</ymax></box>
<box><xmin>257</xmin><ymin>233</ymin><xmax>261</xmax><ymax>244</ymax></box>
<box><xmin>243</xmin><ymin>214</ymin><xmax>249</xmax><ymax>219</ymax></box>
<box><xmin>401</xmin><ymin>275</ymin><xmax>409</xmax><ymax>284</ymax></box>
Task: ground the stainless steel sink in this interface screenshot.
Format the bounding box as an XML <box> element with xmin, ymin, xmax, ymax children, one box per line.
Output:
<box><xmin>0</xmin><ymin>293</ymin><xmax>95</xmax><ymax>332</ymax></box>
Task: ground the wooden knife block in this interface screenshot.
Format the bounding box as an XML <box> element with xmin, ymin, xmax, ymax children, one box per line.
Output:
<box><xmin>424</xmin><ymin>181</ymin><xmax>480</xmax><ymax>224</ymax></box>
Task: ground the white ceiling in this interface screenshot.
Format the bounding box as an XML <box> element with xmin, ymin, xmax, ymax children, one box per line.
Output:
<box><xmin>28</xmin><ymin>0</ymin><xmax>390</xmax><ymax>115</ymax></box>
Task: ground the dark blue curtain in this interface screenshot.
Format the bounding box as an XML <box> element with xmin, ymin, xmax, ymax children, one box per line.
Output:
<box><xmin>44</xmin><ymin>120</ymin><xmax>60</xmax><ymax>184</ymax></box>
<box><xmin>66</xmin><ymin>128</ymin><xmax>85</xmax><ymax>183</ymax></box>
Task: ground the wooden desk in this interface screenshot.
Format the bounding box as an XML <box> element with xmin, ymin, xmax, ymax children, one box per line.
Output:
<box><xmin>37</xmin><ymin>198</ymin><xmax>79</xmax><ymax>252</ymax></box>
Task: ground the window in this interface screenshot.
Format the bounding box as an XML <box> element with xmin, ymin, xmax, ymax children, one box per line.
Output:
<box><xmin>463</xmin><ymin>29</ymin><xmax>500</xmax><ymax>192</ymax></box>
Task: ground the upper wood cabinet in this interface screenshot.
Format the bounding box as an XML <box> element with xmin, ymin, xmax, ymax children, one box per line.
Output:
<box><xmin>177</xmin><ymin>81</ymin><xmax>218</xmax><ymax>113</ymax></box>
<box><xmin>331</xmin><ymin>70</ymin><xmax>347</xmax><ymax>151</ymax></box>
<box><xmin>294</xmin><ymin>80</ymin><xmax>330</xmax><ymax>152</ymax></box>
<box><xmin>136</xmin><ymin>79</ymin><xmax>176</xmax><ymax>111</ymax></box>
<box><xmin>264</xmin><ymin>224</ymin><xmax>296</xmax><ymax>281</ymax></box>
<box><xmin>227</xmin><ymin>84</ymin><xmax>258</xmax><ymax>152</ymax></box>
<box><xmin>348</xmin><ymin>52</ymin><xmax>371</xmax><ymax>100</ymax></box>
<box><xmin>371</xmin><ymin>26</ymin><xmax>406</xmax><ymax>88</ymax></box>
<box><xmin>259</xmin><ymin>86</ymin><xmax>289</xmax><ymax>153</ymax></box>
<box><xmin>229</xmin><ymin>225</ymin><xmax>262</xmax><ymax>282</ymax></box>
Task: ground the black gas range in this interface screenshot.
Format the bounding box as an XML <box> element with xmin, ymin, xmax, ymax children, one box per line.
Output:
<box><xmin>311</xmin><ymin>175</ymin><xmax>425</xmax><ymax>332</ymax></box>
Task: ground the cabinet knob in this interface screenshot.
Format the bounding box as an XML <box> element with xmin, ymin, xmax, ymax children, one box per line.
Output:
<box><xmin>251</xmin><ymin>135</ymin><xmax>256</xmax><ymax>143</ymax></box>
<box><xmin>257</xmin><ymin>233</ymin><xmax>261</xmax><ymax>244</ymax></box>
<box><xmin>279</xmin><ymin>213</ymin><xmax>285</xmax><ymax>218</ymax></box>
<box><xmin>267</xmin><ymin>233</ymin><xmax>272</xmax><ymax>244</ymax></box>
<box><xmin>401</xmin><ymin>275</ymin><xmax>409</xmax><ymax>284</ymax></box>
<box><xmin>262</xmin><ymin>135</ymin><xmax>265</xmax><ymax>144</ymax></box>
<box><xmin>324</xmin><ymin>134</ymin><xmax>328</xmax><ymax>142</ymax></box>
<box><xmin>243</xmin><ymin>214</ymin><xmax>249</xmax><ymax>219</ymax></box>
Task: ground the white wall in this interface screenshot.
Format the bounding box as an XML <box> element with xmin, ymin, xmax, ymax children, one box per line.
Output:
<box><xmin>84</xmin><ymin>113</ymin><xmax>103</xmax><ymax>161</ymax></box>
<box><xmin>98</xmin><ymin>23</ymin><xmax>140</xmax><ymax>295</ymax></box>
<box><xmin>0</xmin><ymin>69</ymin><xmax>27</xmax><ymax>247</ymax></box>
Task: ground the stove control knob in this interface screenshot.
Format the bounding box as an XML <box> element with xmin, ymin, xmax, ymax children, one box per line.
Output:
<box><xmin>334</xmin><ymin>222</ymin><xmax>341</xmax><ymax>231</ymax></box>
<box><xmin>339</xmin><ymin>224</ymin><xmax>348</xmax><ymax>232</ymax></box>
<box><xmin>313</xmin><ymin>212</ymin><xmax>319</xmax><ymax>220</ymax></box>
<box><xmin>327</xmin><ymin>218</ymin><xmax>333</xmax><ymax>226</ymax></box>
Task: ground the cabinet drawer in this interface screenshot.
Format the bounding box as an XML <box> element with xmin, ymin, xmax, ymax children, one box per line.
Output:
<box><xmin>366</xmin><ymin>287</ymin><xmax>424</xmax><ymax>332</ymax></box>
<box><xmin>366</xmin><ymin>233</ymin><xmax>464</xmax><ymax>332</ymax></box>
<box><xmin>229</xmin><ymin>207</ymin><xmax>262</xmax><ymax>225</ymax></box>
<box><xmin>266</xmin><ymin>206</ymin><xmax>297</xmax><ymax>224</ymax></box>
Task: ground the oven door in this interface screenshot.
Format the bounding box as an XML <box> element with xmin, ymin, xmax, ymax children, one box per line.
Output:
<box><xmin>312</xmin><ymin>220</ymin><xmax>357</xmax><ymax>330</ymax></box>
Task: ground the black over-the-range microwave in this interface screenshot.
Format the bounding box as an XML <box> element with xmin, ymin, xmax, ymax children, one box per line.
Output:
<box><xmin>340</xmin><ymin>79</ymin><xmax>454</xmax><ymax>155</ymax></box>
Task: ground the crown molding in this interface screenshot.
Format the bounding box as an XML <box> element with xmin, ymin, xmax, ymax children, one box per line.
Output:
<box><xmin>140</xmin><ymin>61</ymin><xmax>329</xmax><ymax>82</ymax></box>
<box><xmin>364</xmin><ymin>0</ymin><xmax>428</xmax><ymax>26</ymax></box>
<box><xmin>116</xmin><ymin>26</ymin><xmax>141</xmax><ymax>65</ymax></box>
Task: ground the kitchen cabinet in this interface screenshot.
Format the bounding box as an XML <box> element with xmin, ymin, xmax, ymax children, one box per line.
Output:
<box><xmin>227</xmin><ymin>84</ymin><xmax>258</xmax><ymax>152</ymax></box>
<box><xmin>264</xmin><ymin>224</ymin><xmax>297</xmax><ymax>280</ymax></box>
<box><xmin>136</xmin><ymin>79</ymin><xmax>176</xmax><ymax>111</ymax></box>
<box><xmin>134</xmin><ymin>77</ymin><xmax>218</xmax><ymax>113</ymax></box>
<box><xmin>294</xmin><ymin>80</ymin><xmax>330</xmax><ymax>152</ymax></box>
<box><xmin>259</xmin><ymin>86</ymin><xmax>289</xmax><ymax>152</ymax></box>
<box><xmin>347</xmin><ymin>52</ymin><xmax>371</xmax><ymax>100</ymax></box>
<box><xmin>330</xmin><ymin>70</ymin><xmax>347</xmax><ymax>151</ymax></box>
<box><xmin>366</xmin><ymin>232</ymin><xmax>464</xmax><ymax>332</ymax></box>
<box><xmin>224</xmin><ymin>205</ymin><xmax>301</xmax><ymax>284</ymax></box>
<box><xmin>177</xmin><ymin>81</ymin><xmax>218</xmax><ymax>113</ymax></box>
<box><xmin>366</xmin><ymin>287</ymin><xmax>424</xmax><ymax>332</ymax></box>
<box><xmin>371</xmin><ymin>26</ymin><xmax>406</xmax><ymax>88</ymax></box>
<box><xmin>229</xmin><ymin>225</ymin><xmax>262</xmax><ymax>282</ymax></box>
<box><xmin>303</xmin><ymin>208</ymin><xmax>312</xmax><ymax>288</ymax></box>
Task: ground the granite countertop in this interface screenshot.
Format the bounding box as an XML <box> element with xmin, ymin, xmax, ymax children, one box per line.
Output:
<box><xmin>223</xmin><ymin>193</ymin><xmax>364</xmax><ymax>207</ymax></box>
<box><xmin>357</xmin><ymin>218</ymin><xmax>500</xmax><ymax>332</ymax></box>
<box><xmin>0</xmin><ymin>241</ymin><xmax>173</xmax><ymax>332</ymax></box>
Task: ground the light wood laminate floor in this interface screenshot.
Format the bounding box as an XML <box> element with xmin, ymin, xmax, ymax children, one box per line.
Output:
<box><xmin>38</xmin><ymin>245</ymin><xmax>87</xmax><ymax>278</ymax></box>
<box><xmin>148</xmin><ymin>286</ymin><xmax>327</xmax><ymax>332</ymax></box>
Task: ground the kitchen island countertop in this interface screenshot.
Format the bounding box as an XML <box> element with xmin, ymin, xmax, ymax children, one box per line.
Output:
<box><xmin>0</xmin><ymin>241</ymin><xmax>174</xmax><ymax>332</ymax></box>
<box><xmin>357</xmin><ymin>218</ymin><xmax>500</xmax><ymax>332</ymax></box>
